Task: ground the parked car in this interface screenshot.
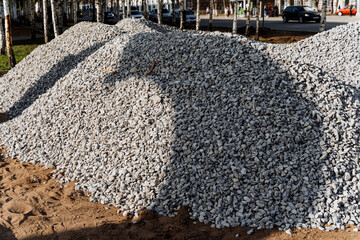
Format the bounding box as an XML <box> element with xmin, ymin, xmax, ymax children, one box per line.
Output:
<box><xmin>149</xmin><ymin>8</ymin><xmax>173</xmax><ymax>24</ymax></box>
<box><xmin>131</xmin><ymin>10</ymin><xmax>144</xmax><ymax>19</ymax></box>
<box><xmin>174</xmin><ymin>9</ymin><xmax>196</xmax><ymax>25</ymax></box>
<box><xmin>104</xmin><ymin>11</ymin><xmax>117</xmax><ymax>24</ymax></box>
<box><xmin>336</xmin><ymin>4</ymin><xmax>357</xmax><ymax>15</ymax></box>
<box><xmin>282</xmin><ymin>6</ymin><xmax>320</xmax><ymax>23</ymax></box>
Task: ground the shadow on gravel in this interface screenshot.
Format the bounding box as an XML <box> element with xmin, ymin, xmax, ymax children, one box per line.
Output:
<box><xmin>7</xmin><ymin>42</ymin><xmax>108</xmax><ymax>120</ymax></box>
<box><xmin>100</xmin><ymin>27</ymin><xmax>328</xmax><ymax>232</ymax></box>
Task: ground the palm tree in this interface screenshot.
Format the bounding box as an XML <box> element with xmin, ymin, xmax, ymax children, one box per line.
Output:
<box><xmin>319</xmin><ymin>0</ymin><xmax>328</xmax><ymax>32</ymax></box>
<box><xmin>0</xmin><ymin>4</ymin><xmax>6</xmax><ymax>53</ymax></box>
<box><xmin>50</xmin><ymin>0</ymin><xmax>59</xmax><ymax>37</ymax></box>
<box><xmin>245</xmin><ymin>0</ymin><xmax>251</xmax><ymax>36</ymax></box>
<box><xmin>196</xmin><ymin>0</ymin><xmax>200</xmax><ymax>30</ymax></box>
<box><xmin>43</xmin><ymin>0</ymin><xmax>49</xmax><ymax>43</ymax></box>
<box><xmin>3</xmin><ymin>0</ymin><xmax>16</xmax><ymax>67</ymax></box>
<box><xmin>157</xmin><ymin>0</ymin><xmax>163</xmax><ymax>24</ymax></box>
<box><xmin>232</xmin><ymin>0</ymin><xmax>237</xmax><ymax>34</ymax></box>
<box><xmin>254</xmin><ymin>0</ymin><xmax>259</xmax><ymax>40</ymax></box>
<box><xmin>209</xmin><ymin>0</ymin><xmax>213</xmax><ymax>31</ymax></box>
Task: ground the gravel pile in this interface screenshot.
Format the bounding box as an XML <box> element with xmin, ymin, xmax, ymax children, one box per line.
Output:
<box><xmin>0</xmin><ymin>19</ymin><xmax>360</xmax><ymax>231</ymax></box>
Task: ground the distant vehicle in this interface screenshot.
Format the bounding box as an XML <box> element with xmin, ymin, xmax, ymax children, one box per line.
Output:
<box><xmin>336</xmin><ymin>4</ymin><xmax>357</xmax><ymax>15</ymax></box>
<box><xmin>174</xmin><ymin>9</ymin><xmax>196</xmax><ymax>25</ymax></box>
<box><xmin>149</xmin><ymin>8</ymin><xmax>173</xmax><ymax>24</ymax></box>
<box><xmin>131</xmin><ymin>10</ymin><xmax>144</xmax><ymax>19</ymax></box>
<box><xmin>282</xmin><ymin>6</ymin><xmax>321</xmax><ymax>23</ymax></box>
<box><xmin>104</xmin><ymin>11</ymin><xmax>117</xmax><ymax>24</ymax></box>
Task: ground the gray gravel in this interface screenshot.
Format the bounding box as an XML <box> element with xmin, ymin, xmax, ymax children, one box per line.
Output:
<box><xmin>0</xmin><ymin>19</ymin><xmax>360</xmax><ymax>230</ymax></box>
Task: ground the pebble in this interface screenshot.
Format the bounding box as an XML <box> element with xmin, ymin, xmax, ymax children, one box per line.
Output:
<box><xmin>247</xmin><ymin>229</ymin><xmax>254</xmax><ymax>235</ymax></box>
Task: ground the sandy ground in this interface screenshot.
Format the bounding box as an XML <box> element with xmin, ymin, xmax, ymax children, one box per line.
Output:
<box><xmin>0</xmin><ymin>26</ymin><xmax>359</xmax><ymax>239</ymax></box>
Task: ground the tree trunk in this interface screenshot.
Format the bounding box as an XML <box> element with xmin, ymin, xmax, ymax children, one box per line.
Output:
<box><xmin>180</xmin><ymin>0</ymin><xmax>184</xmax><ymax>28</ymax></box>
<box><xmin>59</xmin><ymin>0</ymin><xmax>64</xmax><ymax>33</ymax></box>
<box><xmin>127</xmin><ymin>0</ymin><xmax>130</xmax><ymax>18</ymax></box>
<box><xmin>232</xmin><ymin>1</ymin><xmax>237</xmax><ymax>34</ymax></box>
<box><xmin>3</xmin><ymin>0</ymin><xmax>16</xmax><ymax>67</ymax></box>
<box><xmin>29</xmin><ymin>0</ymin><xmax>36</xmax><ymax>40</ymax></box>
<box><xmin>0</xmin><ymin>4</ymin><xmax>6</xmax><ymax>54</ymax></box>
<box><xmin>255</xmin><ymin>0</ymin><xmax>260</xmax><ymax>40</ymax></box>
<box><xmin>97</xmin><ymin>0</ymin><xmax>104</xmax><ymax>22</ymax></box>
<box><xmin>319</xmin><ymin>0</ymin><xmax>327</xmax><ymax>32</ymax></box>
<box><xmin>43</xmin><ymin>0</ymin><xmax>49</xmax><ymax>43</ymax></box>
<box><xmin>209</xmin><ymin>0</ymin><xmax>213</xmax><ymax>31</ymax></box>
<box><xmin>172</xmin><ymin>0</ymin><xmax>175</xmax><ymax>24</ymax></box>
<box><xmin>245</xmin><ymin>0</ymin><xmax>251</xmax><ymax>36</ymax></box>
<box><xmin>122</xmin><ymin>0</ymin><xmax>125</xmax><ymax>17</ymax></box>
<box><xmin>196</xmin><ymin>0</ymin><xmax>200</xmax><ymax>30</ymax></box>
<box><xmin>50</xmin><ymin>0</ymin><xmax>59</xmax><ymax>37</ymax></box>
<box><xmin>144</xmin><ymin>0</ymin><xmax>148</xmax><ymax>19</ymax></box>
<box><xmin>116</xmin><ymin>0</ymin><xmax>119</xmax><ymax>20</ymax></box>
<box><xmin>127</xmin><ymin>0</ymin><xmax>131</xmax><ymax>18</ymax></box>
<box><xmin>73</xmin><ymin>0</ymin><xmax>78</xmax><ymax>24</ymax></box>
<box><xmin>158</xmin><ymin>0</ymin><xmax>163</xmax><ymax>24</ymax></box>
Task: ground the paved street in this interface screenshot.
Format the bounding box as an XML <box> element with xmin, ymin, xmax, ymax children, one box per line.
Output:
<box><xmin>200</xmin><ymin>15</ymin><xmax>360</xmax><ymax>32</ymax></box>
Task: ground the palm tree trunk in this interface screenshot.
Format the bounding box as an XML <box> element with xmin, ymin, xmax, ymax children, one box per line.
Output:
<box><xmin>0</xmin><ymin>4</ymin><xmax>6</xmax><ymax>54</ymax></box>
<box><xmin>3</xmin><ymin>0</ymin><xmax>16</xmax><ymax>67</ymax></box>
<box><xmin>245</xmin><ymin>0</ymin><xmax>251</xmax><ymax>36</ymax></box>
<box><xmin>255</xmin><ymin>0</ymin><xmax>259</xmax><ymax>40</ymax></box>
<box><xmin>180</xmin><ymin>0</ymin><xmax>184</xmax><ymax>28</ymax></box>
<box><xmin>50</xmin><ymin>0</ymin><xmax>59</xmax><ymax>37</ymax></box>
<box><xmin>232</xmin><ymin>1</ymin><xmax>237</xmax><ymax>34</ymax></box>
<box><xmin>209</xmin><ymin>0</ymin><xmax>213</xmax><ymax>31</ymax></box>
<box><xmin>29</xmin><ymin>0</ymin><xmax>36</xmax><ymax>40</ymax></box>
<box><xmin>319</xmin><ymin>0</ymin><xmax>327</xmax><ymax>32</ymax></box>
<box><xmin>157</xmin><ymin>0</ymin><xmax>163</xmax><ymax>24</ymax></box>
<box><xmin>43</xmin><ymin>0</ymin><xmax>49</xmax><ymax>43</ymax></box>
<box><xmin>73</xmin><ymin>0</ymin><xmax>78</xmax><ymax>24</ymax></box>
<box><xmin>97</xmin><ymin>0</ymin><xmax>104</xmax><ymax>22</ymax></box>
<box><xmin>195</xmin><ymin>0</ymin><xmax>200</xmax><ymax>30</ymax></box>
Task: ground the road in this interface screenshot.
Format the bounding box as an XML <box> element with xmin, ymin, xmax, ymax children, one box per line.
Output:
<box><xmin>200</xmin><ymin>15</ymin><xmax>360</xmax><ymax>32</ymax></box>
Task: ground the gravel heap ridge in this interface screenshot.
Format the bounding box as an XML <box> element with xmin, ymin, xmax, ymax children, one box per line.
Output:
<box><xmin>0</xmin><ymin>19</ymin><xmax>360</xmax><ymax>231</ymax></box>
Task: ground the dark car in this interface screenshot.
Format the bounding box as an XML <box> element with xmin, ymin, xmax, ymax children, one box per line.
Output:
<box><xmin>282</xmin><ymin>6</ymin><xmax>320</xmax><ymax>23</ymax></box>
<box><xmin>149</xmin><ymin>8</ymin><xmax>173</xmax><ymax>24</ymax></box>
<box><xmin>104</xmin><ymin>11</ymin><xmax>117</xmax><ymax>24</ymax></box>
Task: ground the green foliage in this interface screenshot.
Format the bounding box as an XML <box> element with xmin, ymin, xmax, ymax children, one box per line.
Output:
<box><xmin>0</xmin><ymin>39</ymin><xmax>43</xmax><ymax>70</ymax></box>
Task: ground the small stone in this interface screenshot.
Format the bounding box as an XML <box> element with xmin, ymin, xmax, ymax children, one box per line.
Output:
<box><xmin>354</xmin><ymin>228</ymin><xmax>359</xmax><ymax>232</ymax></box>
<box><xmin>247</xmin><ymin>229</ymin><xmax>254</xmax><ymax>235</ymax></box>
<box><xmin>285</xmin><ymin>229</ymin><xmax>293</xmax><ymax>235</ymax></box>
